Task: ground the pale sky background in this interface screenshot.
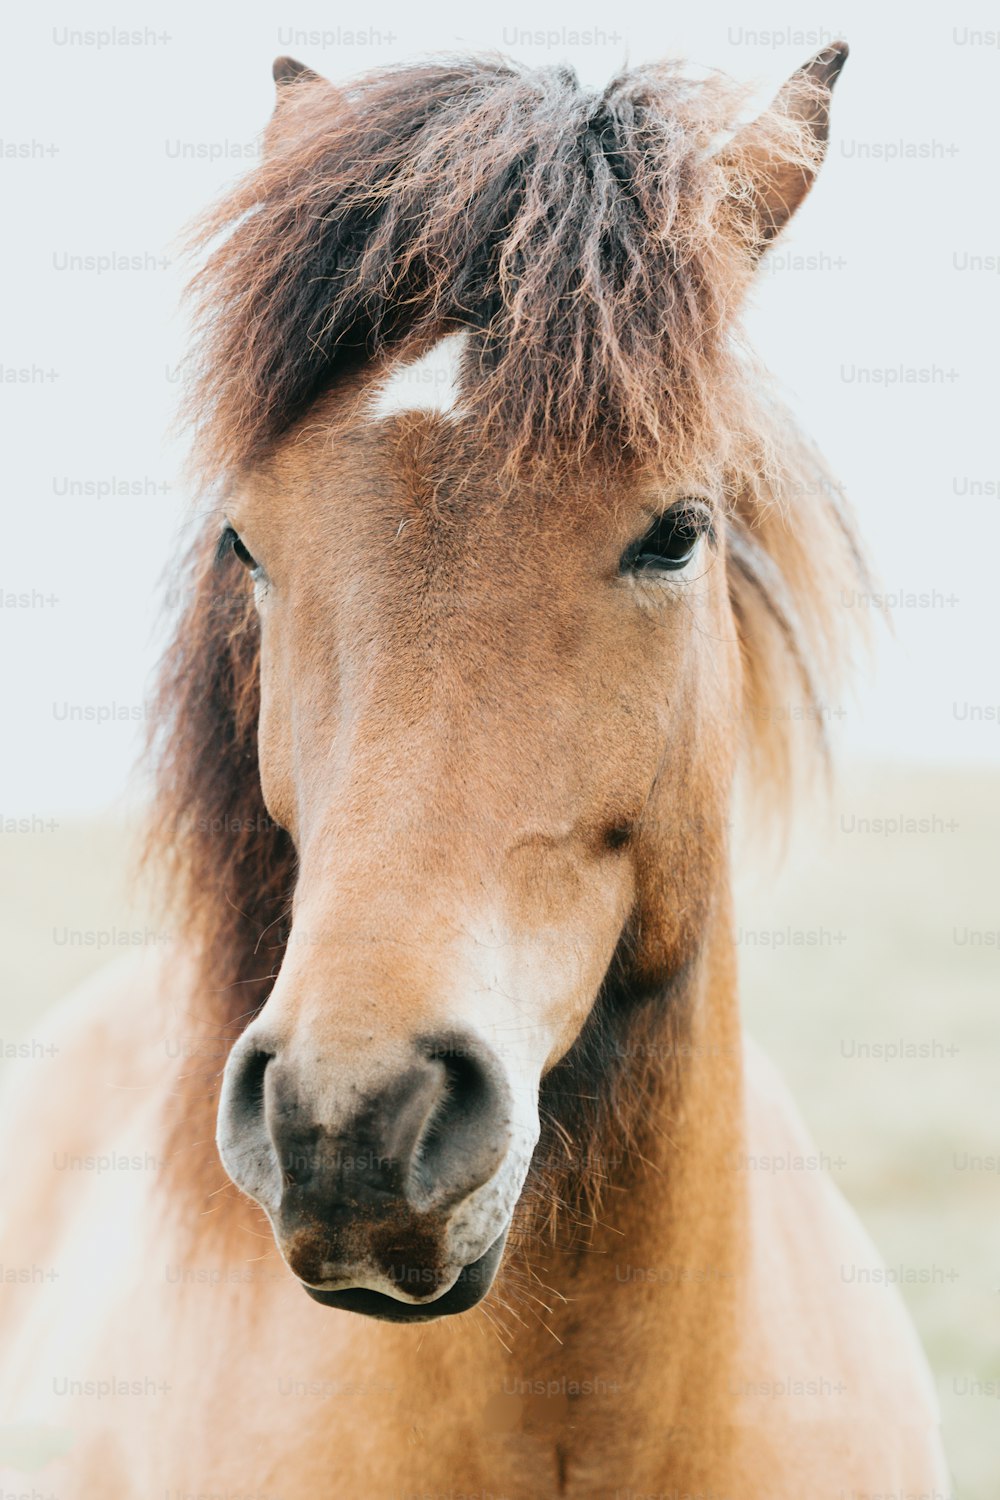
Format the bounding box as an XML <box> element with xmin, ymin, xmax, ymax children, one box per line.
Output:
<box><xmin>2</xmin><ymin>1</ymin><xmax>997</xmax><ymax>816</ymax></box>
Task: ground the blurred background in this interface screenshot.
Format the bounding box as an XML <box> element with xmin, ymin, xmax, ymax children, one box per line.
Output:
<box><xmin>2</xmin><ymin>2</ymin><xmax>997</xmax><ymax>1494</ymax></box>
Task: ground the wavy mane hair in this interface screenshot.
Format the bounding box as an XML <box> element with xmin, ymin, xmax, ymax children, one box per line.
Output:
<box><xmin>149</xmin><ymin>54</ymin><xmax>866</xmax><ymax>1239</ymax></box>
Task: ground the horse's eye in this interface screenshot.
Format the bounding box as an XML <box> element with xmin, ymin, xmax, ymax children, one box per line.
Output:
<box><xmin>232</xmin><ymin>534</ymin><xmax>257</xmax><ymax>570</ymax></box>
<box><xmin>620</xmin><ymin>503</ymin><xmax>713</xmax><ymax>575</ymax></box>
<box><xmin>217</xmin><ymin>525</ymin><xmax>260</xmax><ymax>573</ymax></box>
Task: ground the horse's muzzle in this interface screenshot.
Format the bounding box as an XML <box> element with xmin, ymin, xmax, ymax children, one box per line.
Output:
<box><xmin>301</xmin><ymin>1226</ymin><xmax>511</xmax><ymax>1322</ymax></box>
<box><xmin>216</xmin><ymin>1028</ymin><xmax>520</xmax><ymax>1318</ymax></box>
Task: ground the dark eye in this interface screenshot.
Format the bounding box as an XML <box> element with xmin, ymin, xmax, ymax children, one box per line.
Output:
<box><xmin>620</xmin><ymin>502</ymin><xmax>713</xmax><ymax>575</ymax></box>
<box><xmin>217</xmin><ymin>524</ymin><xmax>260</xmax><ymax>573</ymax></box>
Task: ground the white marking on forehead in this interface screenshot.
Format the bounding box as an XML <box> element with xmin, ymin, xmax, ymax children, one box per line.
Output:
<box><xmin>368</xmin><ymin>331</ymin><xmax>470</xmax><ymax>421</ymax></box>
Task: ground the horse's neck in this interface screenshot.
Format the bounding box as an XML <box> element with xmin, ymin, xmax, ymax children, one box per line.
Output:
<box><xmin>460</xmin><ymin>896</ymin><xmax>750</xmax><ymax>1443</ymax></box>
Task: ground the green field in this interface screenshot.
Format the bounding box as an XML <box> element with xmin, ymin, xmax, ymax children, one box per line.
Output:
<box><xmin>2</xmin><ymin>762</ymin><xmax>996</xmax><ymax>1495</ymax></box>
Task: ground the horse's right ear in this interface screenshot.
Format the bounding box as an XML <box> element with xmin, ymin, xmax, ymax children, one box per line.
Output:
<box><xmin>273</xmin><ymin>55</ymin><xmax>319</xmax><ymax>86</ymax></box>
<box><xmin>272</xmin><ymin>55</ymin><xmax>331</xmax><ymax>103</ymax></box>
<box><xmin>269</xmin><ymin>56</ymin><xmax>337</xmax><ymax>129</ymax></box>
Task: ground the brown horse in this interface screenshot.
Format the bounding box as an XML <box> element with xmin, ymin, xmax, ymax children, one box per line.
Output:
<box><xmin>0</xmin><ymin>46</ymin><xmax>950</xmax><ymax>1499</ymax></box>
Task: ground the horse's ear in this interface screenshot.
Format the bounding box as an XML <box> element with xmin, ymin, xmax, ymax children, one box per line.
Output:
<box><xmin>272</xmin><ymin>55</ymin><xmax>328</xmax><ymax>98</ymax></box>
<box><xmin>723</xmin><ymin>42</ymin><xmax>848</xmax><ymax>249</ymax></box>
<box><xmin>273</xmin><ymin>55</ymin><xmax>318</xmax><ymax>86</ymax></box>
<box><xmin>270</xmin><ymin>56</ymin><xmax>337</xmax><ymax>128</ymax></box>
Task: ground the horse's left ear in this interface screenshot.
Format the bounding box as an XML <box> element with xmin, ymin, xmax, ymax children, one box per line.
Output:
<box><xmin>723</xmin><ymin>42</ymin><xmax>848</xmax><ymax>249</ymax></box>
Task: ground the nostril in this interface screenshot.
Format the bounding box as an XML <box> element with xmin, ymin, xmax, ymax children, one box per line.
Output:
<box><xmin>428</xmin><ymin>1046</ymin><xmax>491</xmax><ymax>1136</ymax></box>
<box><xmin>217</xmin><ymin>1037</ymin><xmax>280</xmax><ymax>1209</ymax></box>
<box><xmin>218</xmin><ymin>1038</ymin><xmax>273</xmax><ymax>1148</ymax></box>
<box><xmin>230</xmin><ymin>1044</ymin><xmax>273</xmax><ymax>1124</ymax></box>
<box><xmin>409</xmin><ymin>1035</ymin><xmax>512</xmax><ymax>1210</ymax></box>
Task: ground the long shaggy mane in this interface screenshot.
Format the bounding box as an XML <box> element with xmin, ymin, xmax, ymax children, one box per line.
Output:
<box><xmin>182</xmin><ymin>54</ymin><xmax>826</xmax><ymax>480</ymax></box>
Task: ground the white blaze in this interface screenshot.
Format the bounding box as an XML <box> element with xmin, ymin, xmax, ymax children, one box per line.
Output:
<box><xmin>368</xmin><ymin>331</ymin><xmax>469</xmax><ymax>420</ymax></box>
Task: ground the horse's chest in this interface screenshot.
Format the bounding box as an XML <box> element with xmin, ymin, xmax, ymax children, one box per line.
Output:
<box><xmin>4</xmin><ymin>1172</ymin><xmax>755</xmax><ymax>1498</ymax></box>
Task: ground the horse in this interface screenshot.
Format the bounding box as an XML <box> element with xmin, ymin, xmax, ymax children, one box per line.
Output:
<box><xmin>0</xmin><ymin>45</ymin><xmax>950</xmax><ymax>1499</ymax></box>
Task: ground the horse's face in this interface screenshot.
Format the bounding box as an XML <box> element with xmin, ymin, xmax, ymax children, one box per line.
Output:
<box><xmin>216</xmin><ymin>345</ymin><xmax>741</xmax><ymax>1319</ymax></box>
<box><xmin>170</xmin><ymin>37</ymin><xmax>851</xmax><ymax>1320</ymax></box>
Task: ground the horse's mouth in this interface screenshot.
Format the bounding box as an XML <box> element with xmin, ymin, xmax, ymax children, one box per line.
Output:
<box><xmin>300</xmin><ymin>1228</ymin><xmax>508</xmax><ymax>1322</ymax></box>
